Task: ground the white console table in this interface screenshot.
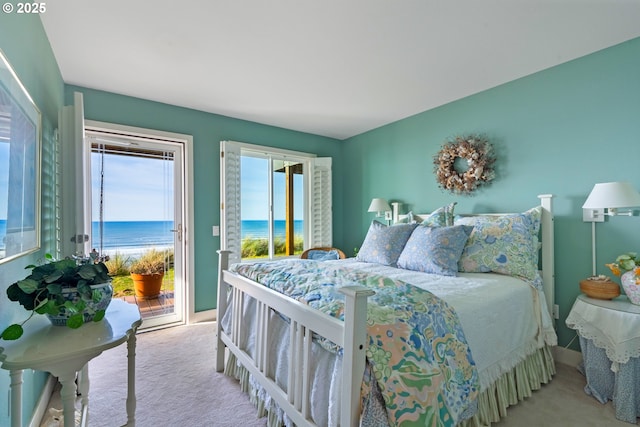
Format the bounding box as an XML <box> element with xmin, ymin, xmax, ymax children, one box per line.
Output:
<box><xmin>0</xmin><ymin>299</ymin><xmax>142</xmax><ymax>427</ymax></box>
<box><xmin>566</xmin><ymin>294</ymin><xmax>640</xmax><ymax>424</ymax></box>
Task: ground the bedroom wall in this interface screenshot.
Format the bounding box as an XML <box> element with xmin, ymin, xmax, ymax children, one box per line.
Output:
<box><xmin>64</xmin><ymin>85</ymin><xmax>343</xmax><ymax>312</ymax></box>
<box><xmin>0</xmin><ymin>16</ymin><xmax>634</xmax><ymax>427</ymax></box>
<box><xmin>341</xmin><ymin>37</ymin><xmax>640</xmax><ymax>349</ymax></box>
<box><xmin>0</xmin><ymin>12</ymin><xmax>65</xmax><ymax>426</ymax></box>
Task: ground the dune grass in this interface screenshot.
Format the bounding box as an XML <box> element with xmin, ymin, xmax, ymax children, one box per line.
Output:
<box><xmin>107</xmin><ymin>237</ymin><xmax>302</xmax><ymax>298</ymax></box>
<box><xmin>241</xmin><ymin>236</ymin><xmax>303</xmax><ymax>258</ymax></box>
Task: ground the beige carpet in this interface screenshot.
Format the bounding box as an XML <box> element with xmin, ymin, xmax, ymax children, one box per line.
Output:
<box><xmin>42</xmin><ymin>324</ymin><xmax>635</xmax><ymax>426</ymax></box>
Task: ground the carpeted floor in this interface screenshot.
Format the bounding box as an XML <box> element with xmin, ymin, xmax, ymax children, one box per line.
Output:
<box><xmin>41</xmin><ymin>323</ymin><xmax>635</xmax><ymax>427</ymax></box>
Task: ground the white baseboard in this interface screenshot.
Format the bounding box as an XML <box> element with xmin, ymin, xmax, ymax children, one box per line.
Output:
<box><xmin>190</xmin><ymin>308</ymin><xmax>216</xmax><ymax>324</ymax></box>
<box><xmin>553</xmin><ymin>345</ymin><xmax>583</xmax><ymax>367</ymax></box>
<box><xmin>29</xmin><ymin>374</ymin><xmax>57</xmax><ymax>427</ymax></box>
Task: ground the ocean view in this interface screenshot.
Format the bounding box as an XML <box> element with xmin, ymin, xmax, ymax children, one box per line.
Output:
<box><xmin>241</xmin><ymin>220</ymin><xmax>303</xmax><ymax>240</ymax></box>
<box><xmin>90</xmin><ymin>221</ymin><xmax>175</xmax><ymax>254</ymax></box>
<box><xmin>0</xmin><ymin>219</ymin><xmax>303</xmax><ymax>256</ymax></box>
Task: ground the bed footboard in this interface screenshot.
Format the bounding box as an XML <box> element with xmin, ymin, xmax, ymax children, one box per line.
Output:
<box><xmin>215</xmin><ymin>250</ymin><xmax>374</xmax><ymax>426</ymax></box>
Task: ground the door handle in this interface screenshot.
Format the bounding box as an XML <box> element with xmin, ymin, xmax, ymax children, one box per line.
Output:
<box><xmin>170</xmin><ymin>224</ymin><xmax>182</xmax><ymax>242</ymax></box>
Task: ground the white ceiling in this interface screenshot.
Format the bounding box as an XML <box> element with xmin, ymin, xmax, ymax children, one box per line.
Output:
<box><xmin>40</xmin><ymin>1</ymin><xmax>640</xmax><ymax>140</ymax></box>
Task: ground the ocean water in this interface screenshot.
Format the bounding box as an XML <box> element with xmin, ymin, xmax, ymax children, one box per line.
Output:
<box><xmin>0</xmin><ymin>219</ymin><xmax>303</xmax><ymax>255</ymax></box>
<box><xmin>242</xmin><ymin>220</ymin><xmax>303</xmax><ymax>240</ymax></box>
<box><xmin>91</xmin><ymin>221</ymin><xmax>175</xmax><ymax>253</ymax></box>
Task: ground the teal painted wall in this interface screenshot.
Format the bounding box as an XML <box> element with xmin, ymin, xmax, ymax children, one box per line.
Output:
<box><xmin>0</xmin><ymin>8</ymin><xmax>637</xmax><ymax>423</ymax></box>
<box><xmin>65</xmin><ymin>86</ymin><xmax>343</xmax><ymax>312</ymax></box>
<box><xmin>342</xmin><ymin>37</ymin><xmax>640</xmax><ymax>349</ymax></box>
<box><xmin>0</xmin><ymin>11</ymin><xmax>65</xmax><ymax>426</ymax></box>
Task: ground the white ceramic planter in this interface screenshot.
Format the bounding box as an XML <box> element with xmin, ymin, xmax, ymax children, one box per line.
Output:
<box><xmin>46</xmin><ymin>282</ymin><xmax>114</xmax><ymax>326</ymax></box>
<box><xmin>621</xmin><ymin>271</ymin><xmax>640</xmax><ymax>305</ymax></box>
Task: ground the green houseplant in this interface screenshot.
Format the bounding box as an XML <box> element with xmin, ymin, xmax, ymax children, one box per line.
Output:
<box><xmin>130</xmin><ymin>249</ymin><xmax>166</xmax><ymax>299</ymax></box>
<box><xmin>1</xmin><ymin>254</ymin><xmax>113</xmax><ymax>340</ymax></box>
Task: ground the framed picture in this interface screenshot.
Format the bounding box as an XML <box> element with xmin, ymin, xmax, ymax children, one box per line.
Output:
<box><xmin>0</xmin><ymin>49</ymin><xmax>41</xmax><ymax>264</ymax></box>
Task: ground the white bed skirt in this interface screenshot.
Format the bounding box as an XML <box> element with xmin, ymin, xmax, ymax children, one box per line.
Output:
<box><xmin>225</xmin><ymin>344</ymin><xmax>555</xmax><ymax>427</ymax></box>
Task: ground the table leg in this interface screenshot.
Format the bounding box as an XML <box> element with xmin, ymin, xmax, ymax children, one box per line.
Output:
<box><xmin>78</xmin><ymin>364</ymin><xmax>90</xmax><ymax>425</ymax></box>
<box><xmin>58</xmin><ymin>371</ymin><xmax>78</xmax><ymax>427</ymax></box>
<box><xmin>9</xmin><ymin>370</ymin><xmax>22</xmax><ymax>427</ymax></box>
<box><xmin>126</xmin><ymin>332</ymin><xmax>137</xmax><ymax>426</ymax></box>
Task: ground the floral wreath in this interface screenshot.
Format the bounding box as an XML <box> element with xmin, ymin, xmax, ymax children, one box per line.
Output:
<box><xmin>433</xmin><ymin>135</ymin><xmax>496</xmax><ymax>194</ymax></box>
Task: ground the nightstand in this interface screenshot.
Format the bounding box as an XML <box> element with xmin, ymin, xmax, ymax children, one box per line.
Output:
<box><xmin>0</xmin><ymin>300</ymin><xmax>141</xmax><ymax>427</ymax></box>
<box><xmin>566</xmin><ymin>294</ymin><xmax>640</xmax><ymax>424</ymax></box>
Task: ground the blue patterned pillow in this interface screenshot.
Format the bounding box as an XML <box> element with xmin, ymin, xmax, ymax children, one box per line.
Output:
<box><xmin>307</xmin><ymin>249</ymin><xmax>340</xmax><ymax>261</ymax></box>
<box><xmin>397</xmin><ymin>225</ymin><xmax>473</xmax><ymax>276</ymax></box>
<box><xmin>420</xmin><ymin>202</ymin><xmax>457</xmax><ymax>227</ymax></box>
<box><xmin>455</xmin><ymin>207</ymin><xmax>542</xmax><ymax>280</ymax></box>
<box><xmin>356</xmin><ymin>221</ymin><xmax>417</xmax><ymax>266</ymax></box>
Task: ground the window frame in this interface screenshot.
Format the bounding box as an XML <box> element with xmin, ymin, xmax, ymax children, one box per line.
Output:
<box><xmin>220</xmin><ymin>140</ymin><xmax>331</xmax><ymax>264</ymax></box>
<box><xmin>0</xmin><ymin>48</ymin><xmax>41</xmax><ymax>264</ymax></box>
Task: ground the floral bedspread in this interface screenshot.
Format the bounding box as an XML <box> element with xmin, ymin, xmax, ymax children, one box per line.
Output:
<box><xmin>231</xmin><ymin>259</ymin><xmax>479</xmax><ymax>426</ymax></box>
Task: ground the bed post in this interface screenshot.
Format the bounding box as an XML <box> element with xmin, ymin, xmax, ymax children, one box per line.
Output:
<box><xmin>215</xmin><ymin>250</ymin><xmax>231</xmax><ymax>372</ymax></box>
<box><xmin>391</xmin><ymin>202</ymin><xmax>402</xmax><ymax>224</ymax></box>
<box><xmin>339</xmin><ymin>285</ymin><xmax>375</xmax><ymax>427</ymax></box>
<box><xmin>537</xmin><ymin>194</ymin><xmax>555</xmax><ymax>322</ymax></box>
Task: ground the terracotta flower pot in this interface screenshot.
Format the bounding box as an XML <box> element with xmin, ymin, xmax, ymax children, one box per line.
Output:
<box><xmin>131</xmin><ymin>273</ymin><xmax>164</xmax><ymax>299</ymax></box>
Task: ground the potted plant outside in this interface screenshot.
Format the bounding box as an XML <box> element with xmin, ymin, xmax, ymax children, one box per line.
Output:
<box><xmin>130</xmin><ymin>249</ymin><xmax>166</xmax><ymax>299</ymax></box>
<box><xmin>1</xmin><ymin>254</ymin><xmax>113</xmax><ymax>340</ymax></box>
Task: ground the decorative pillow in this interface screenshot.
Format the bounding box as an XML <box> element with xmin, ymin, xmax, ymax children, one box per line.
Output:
<box><xmin>356</xmin><ymin>221</ymin><xmax>417</xmax><ymax>266</ymax></box>
<box><xmin>455</xmin><ymin>206</ymin><xmax>542</xmax><ymax>281</ymax></box>
<box><xmin>307</xmin><ymin>249</ymin><xmax>340</xmax><ymax>261</ymax></box>
<box><xmin>420</xmin><ymin>202</ymin><xmax>457</xmax><ymax>227</ymax></box>
<box><xmin>397</xmin><ymin>224</ymin><xmax>473</xmax><ymax>276</ymax></box>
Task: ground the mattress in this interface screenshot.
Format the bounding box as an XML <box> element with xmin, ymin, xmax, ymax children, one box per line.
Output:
<box><xmin>324</xmin><ymin>259</ymin><xmax>557</xmax><ymax>390</ymax></box>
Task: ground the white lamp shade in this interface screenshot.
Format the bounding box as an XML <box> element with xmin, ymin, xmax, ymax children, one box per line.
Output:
<box><xmin>368</xmin><ymin>198</ymin><xmax>391</xmax><ymax>213</ymax></box>
<box><xmin>582</xmin><ymin>182</ymin><xmax>640</xmax><ymax>209</ymax></box>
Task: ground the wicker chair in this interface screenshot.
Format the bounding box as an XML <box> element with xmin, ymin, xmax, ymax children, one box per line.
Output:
<box><xmin>300</xmin><ymin>247</ymin><xmax>346</xmax><ymax>260</ymax></box>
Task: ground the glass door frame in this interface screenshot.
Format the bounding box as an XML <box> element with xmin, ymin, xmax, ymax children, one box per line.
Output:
<box><xmin>85</xmin><ymin>120</ymin><xmax>194</xmax><ymax>329</ymax></box>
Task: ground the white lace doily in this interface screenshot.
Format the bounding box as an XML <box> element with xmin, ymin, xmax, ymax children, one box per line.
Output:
<box><xmin>566</xmin><ymin>294</ymin><xmax>640</xmax><ymax>364</ymax></box>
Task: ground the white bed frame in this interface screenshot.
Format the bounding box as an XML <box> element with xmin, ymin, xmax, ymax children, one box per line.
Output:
<box><xmin>215</xmin><ymin>194</ymin><xmax>554</xmax><ymax>426</ymax></box>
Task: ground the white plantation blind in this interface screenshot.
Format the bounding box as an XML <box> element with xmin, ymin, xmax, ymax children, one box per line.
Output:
<box><xmin>220</xmin><ymin>141</ymin><xmax>242</xmax><ymax>264</ymax></box>
<box><xmin>309</xmin><ymin>157</ymin><xmax>332</xmax><ymax>248</ymax></box>
<box><xmin>58</xmin><ymin>92</ymin><xmax>90</xmax><ymax>258</ymax></box>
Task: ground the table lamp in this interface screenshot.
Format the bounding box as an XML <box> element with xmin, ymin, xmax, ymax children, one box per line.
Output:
<box><xmin>368</xmin><ymin>198</ymin><xmax>392</xmax><ymax>224</ymax></box>
<box><xmin>583</xmin><ymin>182</ymin><xmax>640</xmax><ymax>272</ymax></box>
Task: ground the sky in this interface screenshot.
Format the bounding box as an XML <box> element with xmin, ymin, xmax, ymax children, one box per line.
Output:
<box><xmin>1</xmin><ymin>145</ymin><xmax>175</xmax><ymax>223</ymax></box>
<box><xmin>1</xmin><ymin>148</ymin><xmax>301</xmax><ymax>223</ymax></box>
<box><xmin>241</xmin><ymin>156</ymin><xmax>303</xmax><ymax>221</ymax></box>
<box><xmin>91</xmin><ymin>152</ymin><xmax>174</xmax><ymax>222</ymax></box>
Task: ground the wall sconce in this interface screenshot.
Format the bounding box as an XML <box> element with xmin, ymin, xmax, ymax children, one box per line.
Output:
<box><xmin>368</xmin><ymin>198</ymin><xmax>392</xmax><ymax>224</ymax></box>
<box><xmin>582</xmin><ymin>181</ymin><xmax>640</xmax><ymax>275</ymax></box>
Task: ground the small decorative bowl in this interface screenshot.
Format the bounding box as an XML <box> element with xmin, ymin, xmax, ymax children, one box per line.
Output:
<box><xmin>579</xmin><ymin>276</ymin><xmax>620</xmax><ymax>300</ymax></box>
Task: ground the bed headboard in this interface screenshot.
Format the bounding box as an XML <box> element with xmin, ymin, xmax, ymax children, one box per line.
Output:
<box><xmin>393</xmin><ymin>195</ymin><xmax>555</xmax><ymax>321</ymax></box>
